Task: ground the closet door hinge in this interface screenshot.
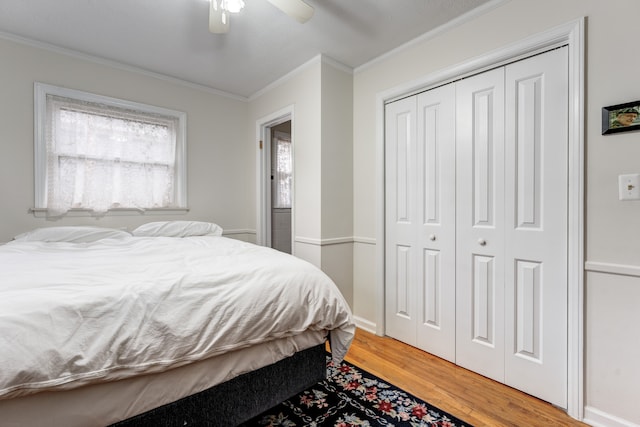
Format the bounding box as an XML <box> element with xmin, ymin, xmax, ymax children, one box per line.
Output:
<box><xmin>259</xmin><ymin>140</ymin><xmax>263</xmax><ymax>149</ymax></box>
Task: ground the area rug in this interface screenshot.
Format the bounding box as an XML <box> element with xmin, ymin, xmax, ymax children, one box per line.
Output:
<box><xmin>238</xmin><ymin>357</ymin><xmax>472</xmax><ymax>427</ymax></box>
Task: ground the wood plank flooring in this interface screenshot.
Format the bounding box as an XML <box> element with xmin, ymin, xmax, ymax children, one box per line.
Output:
<box><xmin>343</xmin><ymin>328</ymin><xmax>588</xmax><ymax>427</ymax></box>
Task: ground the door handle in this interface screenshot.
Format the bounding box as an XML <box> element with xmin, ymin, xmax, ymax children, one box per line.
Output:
<box><xmin>478</xmin><ymin>238</ymin><xmax>487</xmax><ymax>246</ymax></box>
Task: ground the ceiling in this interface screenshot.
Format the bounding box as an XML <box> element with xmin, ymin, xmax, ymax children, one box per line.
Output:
<box><xmin>0</xmin><ymin>0</ymin><xmax>494</xmax><ymax>99</ymax></box>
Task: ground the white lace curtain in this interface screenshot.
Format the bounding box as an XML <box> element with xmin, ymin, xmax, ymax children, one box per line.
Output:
<box><xmin>46</xmin><ymin>95</ymin><xmax>178</xmax><ymax>215</ymax></box>
<box><xmin>273</xmin><ymin>132</ymin><xmax>292</xmax><ymax>209</ymax></box>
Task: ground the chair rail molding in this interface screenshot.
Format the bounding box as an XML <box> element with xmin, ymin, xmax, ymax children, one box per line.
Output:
<box><xmin>585</xmin><ymin>261</ymin><xmax>640</xmax><ymax>278</ymax></box>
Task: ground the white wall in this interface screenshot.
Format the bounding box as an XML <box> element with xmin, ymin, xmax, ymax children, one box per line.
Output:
<box><xmin>320</xmin><ymin>60</ymin><xmax>353</xmax><ymax>240</ymax></box>
<box><xmin>0</xmin><ymin>36</ymin><xmax>252</xmax><ymax>243</ymax></box>
<box><xmin>248</xmin><ymin>56</ymin><xmax>354</xmax><ymax>305</ymax></box>
<box><xmin>352</xmin><ymin>0</ymin><xmax>640</xmax><ymax>425</ymax></box>
<box><xmin>320</xmin><ymin>60</ymin><xmax>354</xmax><ymax>307</ymax></box>
<box><xmin>248</xmin><ymin>57</ymin><xmax>322</xmax><ymax>264</ymax></box>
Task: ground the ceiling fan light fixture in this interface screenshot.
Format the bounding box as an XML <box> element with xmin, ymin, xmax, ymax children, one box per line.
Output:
<box><xmin>222</xmin><ymin>0</ymin><xmax>245</xmax><ymax>14</ymax></box>
<box><xmin>209</xmin><ymin>0</ymin><xmax>313</xmax><ymax>34</ymax></box>
<box><xmin>209</xmin><ymin>0</ymin><xmax>230</xmax><ymax>33</ymax></box>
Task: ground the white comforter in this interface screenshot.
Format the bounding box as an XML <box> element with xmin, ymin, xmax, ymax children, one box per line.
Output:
<box><xmin>0</xmin><ymin>236</ymin><xmax>355</xmax><ymax>399</ymax></box>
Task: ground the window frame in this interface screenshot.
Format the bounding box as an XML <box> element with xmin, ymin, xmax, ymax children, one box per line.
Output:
<box><xmin>33</xmin><ymin>82</ymin><xmax>188</xmax><ymax>215</ymax></box>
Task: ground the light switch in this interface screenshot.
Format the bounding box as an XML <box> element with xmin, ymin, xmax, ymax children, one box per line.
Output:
<box><xmin>619</xmin><ymin>174</ymin><xmax>640</xmax><ymax>200</ymax></box>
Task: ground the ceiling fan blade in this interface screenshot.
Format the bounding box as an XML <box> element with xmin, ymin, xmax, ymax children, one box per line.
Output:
<box><xmin>209</xmin><ymin>0</ymin><xmax>230</xmax><ymax>33</ymax></box>
<box><xmin>265</xmin><ymin>0</ymin><xmax>314</xmax><ymax>23</ymax></box>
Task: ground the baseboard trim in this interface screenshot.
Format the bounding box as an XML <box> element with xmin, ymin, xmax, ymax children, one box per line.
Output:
<box><xmin>583</xmin><ymin>406</ymin><xmax>640</xmax><ymax>427</ymax></box>
<box><xmin>353</xmin><ymin>316</ymin><xmax>377</xmax><ymax>335</ymax></box>
<box><xmin>585</xmin><ymin>261</ymin><xmax>640</xmax><ymax>278</ymax></box>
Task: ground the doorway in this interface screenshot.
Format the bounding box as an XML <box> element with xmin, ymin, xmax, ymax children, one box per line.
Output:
<box><xmin>256</xmin><ymin>106</ymin><xmax>294</xmax><ymax>254</ymax></box>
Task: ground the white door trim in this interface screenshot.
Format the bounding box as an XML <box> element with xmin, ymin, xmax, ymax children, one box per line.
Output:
<box><xmin>375</xmin><ymin>18</ymin><xmax>585</xmax><ymax>420</ymax></box>
<box><xmin>256</xmin><ymin>105</ymin><xmax>294</xmax><ymax>250</ymax></box>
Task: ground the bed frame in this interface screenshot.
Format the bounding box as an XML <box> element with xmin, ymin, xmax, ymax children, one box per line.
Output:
<box><xmin>110</xmin><ymin>343</ymin><xmax>327</xmax><ymax>426</ymax></box>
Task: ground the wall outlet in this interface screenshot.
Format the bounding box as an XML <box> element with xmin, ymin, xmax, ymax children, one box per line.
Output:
<box><xmin>619</xmin><ymin>174</ymin><xmax>640</xmax><ymax>200</ymax></box>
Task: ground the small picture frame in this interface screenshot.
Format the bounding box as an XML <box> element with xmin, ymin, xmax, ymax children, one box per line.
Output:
<box><xmin>602</xmin><ymin>101</ymin><xmax>640</xmax><ymax>134</ymax></box>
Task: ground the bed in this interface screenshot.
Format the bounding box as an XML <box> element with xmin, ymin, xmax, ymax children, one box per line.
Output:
<box><xmin>0</xmin><ymin>221</ymin><xmax>355</xmax><ymax>426</ymax></box>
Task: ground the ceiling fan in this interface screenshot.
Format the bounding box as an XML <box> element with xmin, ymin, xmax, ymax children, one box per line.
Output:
<box><xmin>209</xmin><ymin>0</ymin><xmax>314</xmax><ymax>34</ymax></box>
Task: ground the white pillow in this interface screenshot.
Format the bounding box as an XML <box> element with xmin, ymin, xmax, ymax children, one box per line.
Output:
<box><xmin>131</xmin><ymin>221</ymin><xmax>223</xmax><ymax>238</ymax></box>
<box><xmin>13</xmin><ymin>226</ymin><xmax>132</xmax><ymax>243</ymax></box>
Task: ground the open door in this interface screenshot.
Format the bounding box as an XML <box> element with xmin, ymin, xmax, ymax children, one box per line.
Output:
<box><xmin>270</xmin><ymin>123</ymin><xmax>292</xmax><ymax>253</ymax></box>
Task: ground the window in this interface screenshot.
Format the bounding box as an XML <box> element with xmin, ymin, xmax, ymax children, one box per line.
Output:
<box><xmin>272</xmin><ymin>132</ymin><xmax>292</xmax><ymax>208</ymax></box>
<box><xmin>34</xmin><ymin>83</ymin><xmax>187</xmax><ymax>216</ymax></box>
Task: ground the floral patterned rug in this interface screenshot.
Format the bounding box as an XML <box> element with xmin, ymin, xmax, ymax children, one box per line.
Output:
<box><xmin>238</xmin><ymin>357</ymin><xmax>472</xmax><ymax>427</ymax></box>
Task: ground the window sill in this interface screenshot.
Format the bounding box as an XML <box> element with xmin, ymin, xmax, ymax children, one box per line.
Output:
<box><xmin>29</xmin><ymin>207</ymin><xmax>190</xmax><ymax>218</ymax></box>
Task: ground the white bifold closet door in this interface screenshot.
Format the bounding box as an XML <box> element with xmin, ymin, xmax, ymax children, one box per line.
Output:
<box><xmin>385</xmin><ymin>47</ymin><xmax>568</xmax><ymax>408</ymax></box>
<box><xmin>456</xmin><ymin>47</ymin><xmax>568</xmax><ymax>407</ymax></box>
<box><xmin>384</xmin><ymin>84</ymin><xmax>456</xmax><ymax>363</ymax></box>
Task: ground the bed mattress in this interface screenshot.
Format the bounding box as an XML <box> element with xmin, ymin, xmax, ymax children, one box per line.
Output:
<box><xmin>0</xmin><ymin>233</ymin><xmax>354</xmax><ymax>401</ymax></box>
<box><xmin>0</xmin><ymin>331</ymin><xmax>326</xmax><ymax>427</ymax></box>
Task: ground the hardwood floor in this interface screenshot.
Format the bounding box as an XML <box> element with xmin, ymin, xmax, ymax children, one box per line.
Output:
<box><xmin>343</xmin><ymin>328</ymin><xmax>588</xmax><ymax>427</ymax></box>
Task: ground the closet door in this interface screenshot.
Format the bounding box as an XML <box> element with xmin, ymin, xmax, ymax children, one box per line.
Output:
<box><xmin>503</xmin><ymin>47</ymin><xmax>568</xmax><ymax>408</ymax></box>
<box><xmin>415</xmin><ymin>85</ymin><xmax>456</xmax><ymax>362</ymax></box>
<box><xmin>385</xmin><ymin>96</ymin><xmax>418</xmax><ymax>345</ymax></box>
<box><xmin>455</xmin><ymin>67</ymin><xmax>506</xmax><ymax>382</ymax></box>
<box><xmin>385</xmin><ymin>48</ymin><xmax>569</xmax><ymax>407</ymax></box>
<box><xmin>385</xmin><ymin>85</ymin><xmax>456</xmax><ymax>362</ymax></box>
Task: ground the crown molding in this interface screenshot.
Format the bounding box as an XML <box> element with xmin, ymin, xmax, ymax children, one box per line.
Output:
<box><xmin>249</xmin><ymin>54</ymin><xmax>353</xmax><ymax>101</ymax></box>
<box><xmin>0</xmin><ymin>30</ymin><xmax>247</xmax><ymax>102</ymax></box>
<box><xmin>354</xmin><ymin>0</ymin><xmax>510</xmax><ymax>74</ymax></box>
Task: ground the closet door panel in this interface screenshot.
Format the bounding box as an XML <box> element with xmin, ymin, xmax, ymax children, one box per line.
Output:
<box><xmin>455</xmin><ymin>68</ymin><xmax>506</xmax><ymax>382</ymax></box>
<box><xmin>385</xmin><ymin>97</ymin><xmax>418</xmax><ymax>344</ymax></box>
<box><xmin>415</xmin><ymin>85</ymin><xmax>456</xmax><ymax>362</ymax></box>
<box><xmin>504</xmin><ymin>47</ymin><xmax>568</xmax><ymax>408</ymax></box>
<box><xmin>472</xmin><ymin>254</ymin><xmax>496</xmax><ymax>345</ymax></box>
